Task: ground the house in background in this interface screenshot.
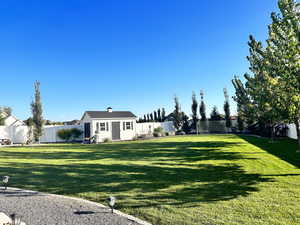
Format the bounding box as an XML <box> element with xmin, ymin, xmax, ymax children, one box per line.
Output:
<box><xmin>80</xmin><ymin>107</ymin><xmax>137</xmax><ymax>142</ymax></box>
<box><xmin>0</xmin><ymin>111</ymin><xmax>25</xmax><ymax>126</ymax></box>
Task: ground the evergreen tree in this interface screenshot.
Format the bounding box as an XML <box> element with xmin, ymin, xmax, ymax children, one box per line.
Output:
<box><xmin>144</xmin><ymin>115</ymin><xmax>147</xmax><ymax>123</ymax></box>
<box><xmin>157</xmin><ymin>108</ymin><xmax>162</xmax><ymax>122</ymax></box>
<box><xmin>223</xmin><ymin>88</ymin><xmax>232</xmax><ymax>130</ymax></box>
<box><xmin>25</xmin><ymin>117</ymin><xmax>34</xmax><ymax>144</ymax></box>
<box><xmin>199</xmin><ymin>90</ymin><xmax>207</xmax><ymax>121</ymax></box>
<box><xmin>161</xmin><ymin>108</ymin><xmax>166</xmax><ymax>122</ymax></box>
<box><xmin>150</xmin><ymin>113</ymin><xmax>154</xmax><ymax>122</ymax></box>
<box><xmin>210</xmin><ymin>106</ymin><xmax>222</xmax><ymax>121</ymax></box>
<box><xmin>154</xmin><ymin>111</ymin><xmax>158</xmax><ymax>122</ymax></box>
<box><xmin>172</xmin><ymin>96</ymin><xmax>184</xmax><ymax>130</ymax></box>
<box><xmin>182</xmin><ymin>113</ymin><xmax>191</xmax><ymax>134</ymax></box>
<box><xmin>191</xmin><ymin>91</ymin><xmax>198</xmax><ymax>129</ymax></box>
<box><xmin>237</xmin><ymin>108</ymin><xmax>244</xmax><ymax>132</ymax></box>
<box><xmin>31</xmin><ymin>81</ymin><xmax>43</xmax><ymax>142</ymax></box>
<box><xmin>147</xmin><ymin>114</ymin><xmax>150</xmax><ymax>122</ymax></box>
<box><xmin>232</xmin><ymin>76</ymin><xmax>256</xmax><ymax>126</ymax></box>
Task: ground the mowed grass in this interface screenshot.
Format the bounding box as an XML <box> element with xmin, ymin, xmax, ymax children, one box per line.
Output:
<box><xmin>1</xmin><ymin>135</ymin><xmax>300</xmax><ymax>225</ymax></box>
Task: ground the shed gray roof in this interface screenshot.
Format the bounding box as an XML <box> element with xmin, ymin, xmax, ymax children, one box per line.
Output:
<box><xmin>85</xmin><ymin>111</ymin><xmax>136</xmax><ymax>119</ymax></box>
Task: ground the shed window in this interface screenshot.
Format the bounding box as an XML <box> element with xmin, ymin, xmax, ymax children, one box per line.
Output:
<box><xmin>100</xmin><ymin>123</ymin><xmax>106</xmax><ymax>131</ymax></box>
<box><xmin>126</xmin><ymin>122</ymin><xmax>131</xmax><ymax>130</ymax></box>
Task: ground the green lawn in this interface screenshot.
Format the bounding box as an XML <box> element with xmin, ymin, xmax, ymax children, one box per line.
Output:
<box><xmin>1</xmin><ymin>135</ymin><xmax>300</xmax><ymax>225</ymax></box>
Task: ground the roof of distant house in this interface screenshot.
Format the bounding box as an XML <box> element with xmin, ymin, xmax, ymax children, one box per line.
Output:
<box><xmin>85</xmin><ymin>111</ymin><xmax>136</xmax><ymax>119</ymax></box>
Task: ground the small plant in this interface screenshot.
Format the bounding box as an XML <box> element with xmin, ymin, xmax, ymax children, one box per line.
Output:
<box><xmin>153</xmin><ymin>127</ymin><xmax>165</xmax><ymax>137</ymax></box>
<box><xmin>103</xmin><ymin>138</ymin><xmax>112</xmax><ymax>143</ymax></box>
<box><xmin>153</xmin><ymin>132</ymin><xmax>160</xmax><ymax>137</ymax></box>
<box><xmin>154</xmin><ymin>127</ymin><xmax>164</xmax><ymax>133</ymax></box>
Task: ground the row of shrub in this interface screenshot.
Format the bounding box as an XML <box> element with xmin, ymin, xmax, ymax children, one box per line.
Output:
<box><xmin>57</xmin><ymin>128</ymin><xmax>83</xmax><ymax>142</ymax></box>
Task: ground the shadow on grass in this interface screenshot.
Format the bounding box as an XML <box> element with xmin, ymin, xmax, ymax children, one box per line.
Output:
<box><xmin>0</xmin><ymin>139</ymin><xmax>273</xmax><ymax>208</ymax></box>
<box><xmin>238</xmin><ymin>135</ymin><xmax>300</xmax><ymax>168</ymax></box>
<box><xmin>0</xmin><ymin>141</ymin><xmax>253</xmax><ymax>163</ymax></box>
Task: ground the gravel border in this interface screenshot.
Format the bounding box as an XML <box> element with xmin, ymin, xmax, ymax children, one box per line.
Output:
<box><xmin>0</xmin><ymin>187</ymin><xmax>152</xmax><ymax>225</ymax></box>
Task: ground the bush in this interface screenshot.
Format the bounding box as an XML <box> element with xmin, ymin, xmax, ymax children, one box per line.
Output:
<box><xmin>153</xmin><ymin>132</ymin><xmax>161</xmax><ymax>137</ymax></box>
<box><xmin>154</xmin><ymin>127</ymin><xmax>164</xmax><ymax>133</ymax></box>
<box><xmin>57</xmin><ymin>128</ymin><xmax>83</xmax><ymax>142</ymax></box>
<box><xmin>70</xmin><ymin>128</ymin><xmax>83</xmax><ymax>139</ymax></box>
<box><xmin>153</xmin><ymin>127</ymin><xmax>165</xmax><ymax>137</ymax></box>
<box><xmin>57</xmin><ymin>129</ymin><xmax>73</xmax><ymax>142</ymax></box>
<box><xmin>103</xmin><ymin>138</ymin><xmax>112</xmax><ymax>143</ymax></box>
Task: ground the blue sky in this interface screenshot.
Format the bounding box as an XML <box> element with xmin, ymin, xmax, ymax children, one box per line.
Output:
<box><xmin>0</xmin><ymin>0</ymin><xmax>278</xmax><ymax>121</ymax></box>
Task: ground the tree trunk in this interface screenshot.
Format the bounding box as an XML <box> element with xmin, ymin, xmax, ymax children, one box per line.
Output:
<box><xmin>295</xmin><ymin>120</ymin><xmax>300</xmax><ymax>152</ymax></box>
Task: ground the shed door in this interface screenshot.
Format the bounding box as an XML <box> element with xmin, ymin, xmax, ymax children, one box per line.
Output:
<box><xmin>84</xmin><ymin>123</ymin><xmax>91</xmax><ymax>138</ymax></box>
<box><xmin>112</xmin><ymin>122</ymin><xmax>120</xmax><ymax>140</ymax></box>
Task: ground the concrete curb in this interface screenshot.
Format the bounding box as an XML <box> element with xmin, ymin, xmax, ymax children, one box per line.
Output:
<box><xmin>6</xmin><ymin>187</ymin><xmax>153</xmax><ymax>225</ymax></box>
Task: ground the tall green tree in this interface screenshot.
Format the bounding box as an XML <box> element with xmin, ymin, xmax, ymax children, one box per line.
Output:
<box><xmin>154</xmin><ymin>111</ymin><xmax>158</xmax><ymax>122</ymax></box>
<box><xmin>199</xmin><ymin>90</ymin><xmax>207</xmax><ymax>121</ymax></box>
<box><xmin>25</xmin><ymin>117</ymin><xmax>34</xmax><ymax>144</ymax></box>
<box><xmin>210</xmin><ymin>106</ymin><xmax>222</xmax><ymax>121</ymax></box>
<box><xmin>223</xmin><ymin>88</ymin><xmax>232</xmax><ymax>130</ymax></box>
<box><xmin>150</xmin><ymin>113</ymin><xmax>154</xmax><ymax>122</ymax></box>
<box><xmin>172</xmin><ymin>96</ymin><xmax>184</xmax><ymax>130</ymax></box>
<box><xmin>191</xmin><ymin>91</ymin><xmax>198</xmax><ymax>129</ymax></box>
<box><xmin>161</xmin><ymin>108</ymin><xmax>166</xmax><ymax>122</ymax></box>
<box><xmin>144</xmin><ymin>115</ymin><xmax>147</xmax><ymax>123</ymax></box>
<box><xmin>237</xmin><ymin>109</ymin><xmax>244</xmax><ymax>132</ymax></box>
<box><xmin>266</xmin><ymin>0</ymin><xmax>300</xmax><ymax>149</ymax></box>
<box><xmin>147</xmin><ymin>114</ymin><xmax>150</xmax><ymax>122</ymax></box>
<box><xmin>232</xmin><ymin>76</ymin><xmax>255</xmax><ymax>126</ymax></box>
<box><xmin>31</xmin><ymin>81</ymin><xmax>43</xmax><ymax>142</ymax></box>
<box><xmin>157</xmin><ymin>108</ymin><xmax>162</xmax><ymax>122</ymax></box>
<box><xmin>182</xmin><ymin>113</ymin><xmax>191</xmax><ymax>134</ymax></box>
<box><xmin>232</xmin><ymin>0</ymin><xmax>300</xmax><ymax>147</ymax></box>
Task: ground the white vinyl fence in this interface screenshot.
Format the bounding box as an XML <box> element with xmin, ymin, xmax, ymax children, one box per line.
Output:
<box><xmin>136</xmin><ymin>121</ymin><xmax>175</xmax><ymax>136</ymax></box>
<box><xmin>0</xmin><ymin>125</ymin><xmax>83</xmax><ymax>144</ymax></box>
<box><xmin>197</xmin><ymin>120</ymin><xmax>238</xmax><ymax>133</ymax></box>
<box><xmin>0</xmin><ymin>122</ymin><xmax>175</xmax><ymax>144</ymax></box>
<box><xmin>39</xmin><ymin>125</ymin><xmax>83</xmax><ymax>143</ymax></box>
<box><xmin>287</xmin><ymin>124</ymin><xmax>298</xmax><ymax>139</ymax></box>
<box><xmin>3</xmin><ymin>121</ymin><xmax>295</xmax><ymax>143</ymax></box>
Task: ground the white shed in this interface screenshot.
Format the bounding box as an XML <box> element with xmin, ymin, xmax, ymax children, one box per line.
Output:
<box><xmin>80</xmin><ymin>107</ymin><xmax>137</xmax><ymax>142</ymax></box>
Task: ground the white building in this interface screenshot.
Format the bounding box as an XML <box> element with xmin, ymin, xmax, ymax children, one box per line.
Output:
<box><xmin>0</xmin><ymin>111</ymin><xmax>25</xmax><ymax>126</ymax></box>
<box><xmin>80</xmin><ymin>107</ymin><xmax>137</xmax><ymax>142</ymax></box>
